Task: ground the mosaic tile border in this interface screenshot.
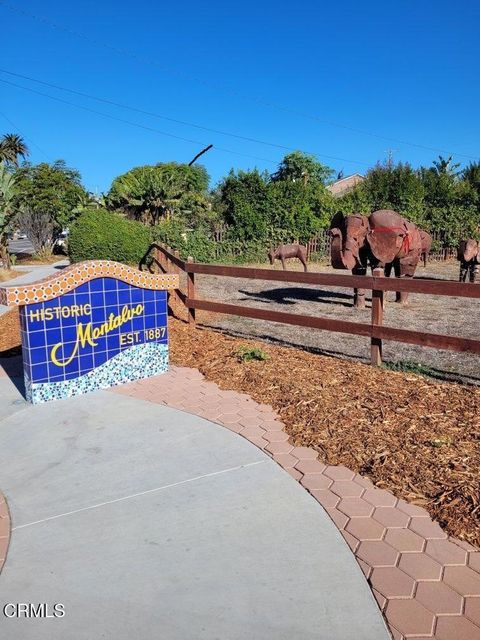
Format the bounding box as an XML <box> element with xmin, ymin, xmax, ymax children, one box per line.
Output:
<box><xmin>0</xmin><ymin>261</ymin><xmax>179</xmax><ymax>307</ymax></box>
<box><xmin>27</xmin><ymin>342</ymin><xmax>169</xmax><ymax>404</ymax></box>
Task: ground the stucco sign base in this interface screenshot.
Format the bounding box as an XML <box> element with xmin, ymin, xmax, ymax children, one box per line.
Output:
<box><xmin>0</xmin><ymin>388</ymin><xmax>387</xmax><ymax>640</ymax></box>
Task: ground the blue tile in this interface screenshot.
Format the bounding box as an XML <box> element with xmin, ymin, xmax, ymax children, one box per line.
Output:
<box><xmin>29</xmin><ymin>330</ymin><xmax>47</xmax><ymax>348</ymax></box>
<box><xmin>89</xmin><ymin>278</ymin><xmax>104</xmax><ymax>292</ymax></box>
<box><xmin>31</xmin><ymin>363</ymin><xmax>49</xmax><ymax>383</ymax></box>
<box><xmin>79</xmin><ymin>353</ymin><xmax>94</xmax><ymax>373</ymax></box>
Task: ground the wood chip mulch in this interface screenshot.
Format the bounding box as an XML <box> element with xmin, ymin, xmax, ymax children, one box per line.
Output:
<box><xmin>0</xmin><ymin>308</ymin><xmax>21</xmax><ymax>353</ymax></box>
<box><xmin>169</xmin><ymin>308</ymin><xmax>480</xmax><ymax>547</ymax></box>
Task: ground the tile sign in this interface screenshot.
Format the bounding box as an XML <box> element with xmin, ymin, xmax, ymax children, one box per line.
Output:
<box><xmin>0</xmin><ymin>261</ymin><xmax>179</xmax><ymax>404</ymax></box>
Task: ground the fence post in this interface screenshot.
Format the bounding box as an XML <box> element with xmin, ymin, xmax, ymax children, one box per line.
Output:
<box><xmin>165</xmin><ymin>245</ymin><xmax>172</xmax><ymax>273</ymax></box>
<box><xmin>370</xmin><ymin>267</ymin><xmax>384</xmax><ymax>366</ymax></box>
<box><xmin>173</xmin><ymin>249</ymin><xmax>181</xmax><ymax>305</ymax></box>
<box><xmin>186</xmin><ymin>256</ymin><xmax>196</xmax><ymax>327</ymax></box>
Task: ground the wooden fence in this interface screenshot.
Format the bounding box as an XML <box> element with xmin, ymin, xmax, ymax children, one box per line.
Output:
<box><xmin>210</xmin><ymin>229</ymin><xmax>463</xmax><ymax>262</ymax></box>
<box><xmin>140</xmin><ymin>244</ymin><xmax>480</xmax><ymax>367</ymax></box>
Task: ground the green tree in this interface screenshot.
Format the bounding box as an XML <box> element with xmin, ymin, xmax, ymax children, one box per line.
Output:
<box><xmin>266</xmin><ymin>179</ymin><xmax>332</xmax><ymax>241</ymax></box>
<box><xmin>107</xmin><ymin>162</ymin><xmax>209</xmax><ymax>226</ymax></box>
<box><xmin>217</xmin><ymin>169</ymin><xmax>270</xmax><ymax>240</ymax></box>
<box><xmin>271</xmin><ymin>150</ymin><xmax>334</xmax><ymax>185</ymax></box>
<box><xmin>13</xmin><ymin>160</ymin><xmax>86</xmax><ymax>253</ymax></box>
<box><xmin>0</xmin><ymin>162</ymin><xmax>17</xmax><ymax>268</ymax></box>
<box><xmin>0</xmin><ymin>133</ymin><xmax>29</xmax><ymax>167</ymax></box>
<box><xmin>360</xmin><ymin>161</ymin><xmax>425</xmax><ymax>223</ymax></box>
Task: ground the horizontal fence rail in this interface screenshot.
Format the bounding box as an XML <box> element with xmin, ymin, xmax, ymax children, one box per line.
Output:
<box><xmin>141</xmin><ymin>243</ymin><xmax>480</xmax><ymax>366</ymax></box>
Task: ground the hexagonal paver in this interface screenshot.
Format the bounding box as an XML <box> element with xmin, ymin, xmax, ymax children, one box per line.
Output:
<box><xmin>330</xmin><ymin>480</ymin><xmax>364</xmax><ymax>498</ymax></box>
<box><xmin>273</xmin><ymin>453</ymin><xmax>301</xmax><ymax>469</ymax></box>
<box><xmin>238</xmin><ymin>416</ymin><xmax>264</xmax><ymax>429</ymax></box>
<box><xmin>372</xmin><ymin>588</ymin><xmax>387</xmax><ymax>611</ymax></box>
<box><xmin>408</xmin><ymin>517</ymin><xmax>447</xmax><ymax>540</ymax></box>
<box><xmin>435</xmin><ymin>615</ymin><xmax>480</xmax><ymax>640</ymax></box>
<box><xmin>443</xmin><ymin>566</ymin><xmax>480</xmax><ymax>597</ymax></box>
<box><xmin>309</xmin><ymin>490</ymin><xmax>339</xmax><ymax>509</ymax></box>
<box><xmin>465</xmin><ymin>597</ymin><xmax>480</xmax><ymax>627</ymax></box>
<box><xmin>469</xmin><ymin>552</ymin><xmax>480</xmax><ymax>573</ymax></box>
<box><xmin>415</xmin><ymin>581</ymin><xmax>464</xmax><ymax>615</ymax></box>
<box><xmin>352</xmin><ymin>474</ymin><xmax>373</xmax><ymax>489</ymax></box>
<box><xmin>453</xmin><ymin>539</ymin><xmax>477</xmax><ymax>552</ymax></box>
<box><xmin>0</xmin><ymin>518</ymin><xmax>9</xmax><ymax>538</ymax></box>
<box><xmin>398</xmin><ymin>552</ymin><xmax>442</xmax><ymax>581</ymax></box>
<box><xmin>385</xmin><ymin>599</ymin><xmax>435</xmax><ymax>637</ymax></box>
<box><xmin>248</xmin><ymin>436</ymin><xmax>268</xmax><ymax>450</ymax></box>
<box><xmin>325</xmin><ymin>508</ymin><xmax>348</xmax><ymax>530</ymax></box>
<box><xmin>264</xmin><ymin>441</ymin><xmax>293</xmax><ymax>455</ymax></box>
<box><xmin>337</xmin><ymin>497</ymin><xmax>374</xmax><ymax>518</ymax></box>
<box><xmin>373</xmin><ymin>507</ymin><xmax>410</xmax><ymax>529</ymax></box>
<box><xmin>370</xmin><ymin>566</ymin><xmax>415</xmax><ymax>598</ymax></box>
<box><xmin>260</xmin><ymin>419</ymin><xmax>285</xmax><ymax>431</ymax></box>
<box><xmin>425</xmin><ymin>539</ymin><xmax>468</xmax><ymax>566</ymax></box>
<box><xmin>290</xmin><ymin>446</ymin><xmax>317</xmax><ymax>460</ymax></box>
<box><xmin>362</xmin><ymin>488</ymin><xmax>397</xmax><ymax>507</ymax></box>
<box><xmin>357</xmin><ymin>559</ymin><xmax>371</xmax><ymax>579</ymax></box>
<box><xmin>263</xmin><ymin>431</ymin><xmax>290</xmax><ymax>443</ymax></box>
<box><xmin>384</xmin><ymin>528</ymin><xmax>425</xmax><ymax>553</ymax></box>
<box><xmin>285</xmin><ymin>468</ymin><xmax>302</xmax><ymax>481</ymax></box>
<box><xmin>342</xmin><ymin>531</ymin><xmax>359</xmax><ymax>552</ymax></box>
<box><xmin>240</xmin><ymin>427</ymin><xmax>267</xmax><ymax>441</ymax></box>
<box><xmin>294</xmin><ymin>459</ymin><xmax>326</xmax><ymax>474</ymax></box>
<box><xmin>300</xmin><ymin>474</ymin><xmax>333</xmax><ymax>491</ymax></box>
<box><xmin>346</xmin><ymin>517</ymin><xmax>386</xmax><ymax>541</ymax></box>
<box><xmin>323</xmin><ymin>465</ymin><xmax>355</xmax><ymax>481</ymax></box>
<box><xmin>356</xmin><ymin>540</ymin><xmax>399</xmax><ymax>567</ymax></box>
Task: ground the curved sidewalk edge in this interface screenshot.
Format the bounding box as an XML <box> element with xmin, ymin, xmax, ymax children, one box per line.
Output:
<box><xmin>112</xmin><ymin>365</ymin><xmax>480</xmax><ymax>640</ymax></box>
<box><xmin>0</xmin><ymin>492</ymin><xmax>11</xmax><ymax>574</ymax></box>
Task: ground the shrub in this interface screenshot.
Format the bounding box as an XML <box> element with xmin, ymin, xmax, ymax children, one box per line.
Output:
<box><xmin>68</xmin><ymin>209</ymin><xmax>151</xmax><ymax>265</ymax></box>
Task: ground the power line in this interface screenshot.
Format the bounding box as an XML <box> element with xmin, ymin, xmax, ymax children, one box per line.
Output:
<box><xmin>0</xmin><ymin>68</ymin><xmax>368</xmax><ymax>167</ymax></box>
<box><xmin>0</xmin><ymin>0</ymin><xmax>477</xmax><ymax>161</ymax></box>
<box><xmin>0</xmin><ymin>77</ymin><xmax>280</xmax><ymax>165</ymax></box>
<box><xmin>0</xmin><ymin>109</ymin><xmax>50</xmax><ymax>160</ymax></box>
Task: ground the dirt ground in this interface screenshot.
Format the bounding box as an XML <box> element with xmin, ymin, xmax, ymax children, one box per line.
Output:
<box><xmin>189</xmin><ymin>260</ymin><xmax>480</xmax><ymax>385</ymax></box>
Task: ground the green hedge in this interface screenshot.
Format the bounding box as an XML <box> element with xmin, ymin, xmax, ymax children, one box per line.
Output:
<box><xmin>68</xmin><ymin>209</ymin><xmax>152</xmax><ymax>265</ymax></box>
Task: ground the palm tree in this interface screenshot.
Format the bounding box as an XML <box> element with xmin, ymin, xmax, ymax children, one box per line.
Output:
<box><xmin>0</xmin><ymin>133</ymin><xmax>29</xmax><ymax>166</ymax></box>
<box><xmin>432</xmin><ymin>155</ymin><xmax>461</xmax><ymax>177</ymax></box>
<box><xmin>0</xmin><ymin>161</ymin><xmax>17</xmax><ymax>268</ymax></box>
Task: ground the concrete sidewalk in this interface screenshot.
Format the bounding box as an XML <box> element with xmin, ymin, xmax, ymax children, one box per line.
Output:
<box><xmin>0</xmin><ymin>377</ymin><xmax>388</xmax><ymax>640</ymax></box>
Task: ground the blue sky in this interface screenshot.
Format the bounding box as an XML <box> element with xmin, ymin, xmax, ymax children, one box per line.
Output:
<box><xmin>1</xmin><ymin>0</ymin><xmax>479</xmax><ymax>193</ymax></box>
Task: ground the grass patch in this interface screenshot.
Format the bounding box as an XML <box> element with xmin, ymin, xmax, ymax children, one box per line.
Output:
<box><xmin>383</xmin><ymin>360</ymin><xmax>450</xmax><ymax>382</ymax></box>
<box><xmin>236</xmin><ymin>346</ymin><xmax>269</xmax><ymax>362</ymax></box>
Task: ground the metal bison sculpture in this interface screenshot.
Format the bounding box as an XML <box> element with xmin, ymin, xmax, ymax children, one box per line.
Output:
<box><xmin>330</xmin><ymin>209</ymin><xmax>432</xmax><ymax>307</ymax></box>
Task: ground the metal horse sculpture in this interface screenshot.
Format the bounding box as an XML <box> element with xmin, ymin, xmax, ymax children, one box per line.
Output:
<box><xmin>268</xmin><ymin>244</ymin><xmax>308</xmax><ymax>272</ymax></box>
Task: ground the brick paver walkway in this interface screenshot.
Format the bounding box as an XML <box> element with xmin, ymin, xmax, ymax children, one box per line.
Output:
<box><xmin>112</xmin><ymin>366</ymin><xmax>480</xmax><ymax>640</ymax></box>
<box><xmin>1</xmin><ymin>353</ymin><xmax>479</xmax><ymax>639</ymax></box>
<box><xmin>0</xmin><ymin>493</ymin><xmax>10</xmax><ymax>575</ymax></box>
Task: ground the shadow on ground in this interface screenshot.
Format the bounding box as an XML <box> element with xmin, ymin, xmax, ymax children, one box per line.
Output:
<box><xmin>238</xmin><ymin>286</ymin><xmax>366</xmax><ymax>308</ymax></box>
